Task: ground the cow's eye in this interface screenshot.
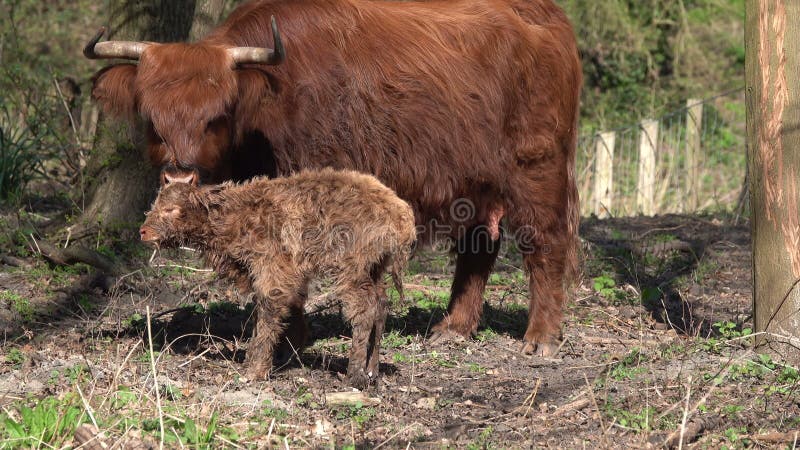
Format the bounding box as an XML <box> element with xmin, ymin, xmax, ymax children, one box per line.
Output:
<box><xmin>205</xmin><ymin>115</ymin><xmax>227</xmax><ymax>132</ymax></box>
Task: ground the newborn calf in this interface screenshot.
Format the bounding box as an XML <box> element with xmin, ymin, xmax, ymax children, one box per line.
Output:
<box><xmin>140</xmin><ymin>168</ymin><xmax>417</xmax><ymax>388</ymax></box>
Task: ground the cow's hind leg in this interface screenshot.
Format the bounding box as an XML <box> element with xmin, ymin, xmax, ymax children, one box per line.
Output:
<box><xmin>339</xmin><ymin>274</ymin><xmax>381</xmax><ymax>389</ymax></box>
<box><xmin>508</xmin><ymin>167</ymin><xmax>575</xmax><ymax>357</ymax></box>
<box><xmin>430</xmin><ymin>225</ymin><xmax>500</xmax><ymax>341</ymax></box>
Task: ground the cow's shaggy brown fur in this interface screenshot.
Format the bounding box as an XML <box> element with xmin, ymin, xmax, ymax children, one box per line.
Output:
<box><xmin>140</xmin><ymin>168</ymin><xmax>417</xmax><ymax>388</ymax></box>
<box><xmin>90</xmin><ymin>0</ymin><xmax>582</xmax><ymax>355</ymax></box>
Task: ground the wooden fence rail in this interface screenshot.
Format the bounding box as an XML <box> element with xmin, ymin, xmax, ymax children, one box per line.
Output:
<box><xmin>578</xmin><ymin>90</ymin><xmax>746</xmax><ymax>218</ymax></box>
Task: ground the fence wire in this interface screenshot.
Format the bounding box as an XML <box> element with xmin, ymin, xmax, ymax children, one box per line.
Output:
<box><xmin>577</xmin><ymin>88</ymin><xmax>746</xmax><ymax>217</ymax></box>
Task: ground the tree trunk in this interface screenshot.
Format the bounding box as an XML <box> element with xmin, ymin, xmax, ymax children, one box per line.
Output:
<box><xmin>746</xmin><ymin>0</ymin><xmax>800</xmax><ymax>357</ymax></box>
<box><xmin>78</xmin><ymin>0</ymin><xmax>199</xmax><ymax>235</ymax></box>
<box><xmin>189</xmin><ymin>0</ymin><xmax>226</xmax><ymax>41</ymax></box>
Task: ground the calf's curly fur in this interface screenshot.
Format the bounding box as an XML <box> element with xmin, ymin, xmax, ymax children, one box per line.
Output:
<box><xmin>140</xmin><ymin>168</ymin><xmax>416</xmax><ymax>388</ymax></box>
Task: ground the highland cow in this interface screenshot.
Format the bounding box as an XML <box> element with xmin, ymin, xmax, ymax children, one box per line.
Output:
<box><xmin>87</xmin><ymin>0</ymin><xmax>582</xmax><ymax>355</ymax></box>
<box><xmin>140</xmin><ymin>168</ymin><xmax>417</xmax><ymax>388</ymax></box>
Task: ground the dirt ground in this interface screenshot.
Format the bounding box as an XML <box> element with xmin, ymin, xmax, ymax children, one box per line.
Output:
<box><xmin>1</xmin><ymin>204</ymin><xmax>799</xmax><ymax>449</ymax></box>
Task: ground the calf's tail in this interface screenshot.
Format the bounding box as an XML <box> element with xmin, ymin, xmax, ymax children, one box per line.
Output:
<box><xmin>387</xmin><ymin>241</ymin><xmax>414</xmax><ymax>303</ymax></box>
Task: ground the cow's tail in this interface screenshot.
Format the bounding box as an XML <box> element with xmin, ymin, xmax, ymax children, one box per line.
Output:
<box><xmin>564</xmin><ymin>111</ymin><xmax>581</xmax><ymax>285</ymax></box>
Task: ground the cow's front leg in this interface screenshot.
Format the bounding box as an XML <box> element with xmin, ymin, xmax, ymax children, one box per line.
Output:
<box><xmin>430</xmin><ymin>225</ymin><xmax>500</xmax><ymax>341</ymax></box>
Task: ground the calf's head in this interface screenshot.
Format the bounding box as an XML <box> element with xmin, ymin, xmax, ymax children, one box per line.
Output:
<box><xmin>84</xmin><ymin>18</ymin><xmax>284</xmax><ymax>185</ymax></box>
<box><xmin>140</xmin><ymin>183</ymin><xmax>212</xmax><ymax>247</ymax></box>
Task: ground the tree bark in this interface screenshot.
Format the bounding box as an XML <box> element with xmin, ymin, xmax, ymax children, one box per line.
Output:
<box><xmin>78</xmin><ymin>0</ymin><xmax>198</xmax><ymax>235</ymax></box>
<box><xmin>189</xmin><ymin>0</ymin><xmax>226</xmax><ymax>41</ymax></box>
<box><xmin>746</xmin><ymin>0</ymin><xmax>800</xmax><ymax>358</ymax></box>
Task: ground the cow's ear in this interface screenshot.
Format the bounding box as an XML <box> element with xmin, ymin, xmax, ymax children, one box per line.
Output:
<box><xmin>234</xmin><ymin>68</ymin><xmax>279</xmax><ymax>134</ymax></box>
<box><xmin>91</xmin><ymin>63</ymin><xmax>138</xmax><ymax>120</ymax></box>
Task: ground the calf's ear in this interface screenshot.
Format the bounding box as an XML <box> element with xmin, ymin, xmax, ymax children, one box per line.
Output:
<box><xmin>187</xmin><ymin>188</ymin><xmax>212</xmax><ymax>212</ymax></box>
<box><xmin>91</xmin><ymin>63</ymin><xmax>138</xmax><ymax>120</ymax></box>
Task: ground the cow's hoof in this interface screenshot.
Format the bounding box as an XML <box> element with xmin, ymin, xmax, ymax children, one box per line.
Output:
<box><xmin>521</xmin><ymin>340</ymin><xmax>560</xmax><ymax>357</ymax></box>
<box><xmin>346</xmin><ymin>370</ymin><xmax>371</xmax><ymax>390</ymax></box>
<box><xmin>428</xmin><ymin>325</ymin><xmax>469</xmax><ymax>345</ymax></box>
<box><xmin>245</xmin><ymin>363</ymin><xmax>272</xmax><ymax>381</ymax></box>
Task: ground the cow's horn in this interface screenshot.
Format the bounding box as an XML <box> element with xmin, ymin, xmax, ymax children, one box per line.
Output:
<box><xmin>228</xmin><ymin>16</ymin><xmax>285</xmax><ymax>66</ymax></box>
<box><xmin>83</xmin><ymin>27</ymin><xmax>149</xmax><ymax>60</ymax></box>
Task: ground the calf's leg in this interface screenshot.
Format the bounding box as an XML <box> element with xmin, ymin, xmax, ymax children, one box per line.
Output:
<box><xmin>273</xmin><ymin>287</ymin><xmax>309</xmax><ymax>366</ymax></box>
<box><xmin>247</xmin><ymin>293</ymin><xmax>292</xmax><ymax>380</ymax></box>
<box><xmin>339</xmin><ymin>275</ymin><xmax>381</xmax><ymax>389</ymax></box>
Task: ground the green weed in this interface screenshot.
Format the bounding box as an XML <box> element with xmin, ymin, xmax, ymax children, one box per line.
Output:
<box><xmin>1</xmin><ymin>292</ymin><xmax>34</xmax><ymax>322</ymax></box>
<box><xmin>0</xmin><ymin>395</ymin><xmax>86</xmax><ymax>449</ymax></box>
<box><xmin>4</xmin><ymin>348</ymin><xmax>24</xmax><ymax>366</ymax></box>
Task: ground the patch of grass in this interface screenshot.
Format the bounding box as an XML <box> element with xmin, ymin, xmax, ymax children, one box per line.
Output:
<box><xmin>609</xmin><ymin>348</ymin><xmax>647</xmax><ymax>381</ymax></box>
<box><xmin>721</xmin><ymin>426</ymin><xmax>749</xmax><ymax>447</ymax></box>
<box><xmin>467</xmin><ymin>362</ymin><xmax>486</xmax><ymax>374</ymax></box>
<box><xmin>392</xmin><ymin>352</ymin><xmax>409</xmax><ymax>363</ymax></box>
<box><xmin>476</xmin><ymin>328</ymin><xmax>498</xmax><ymax>342</ymax></box>
<box><xmin>407</xmin><ymin>288</ymin><xmax>448</xmax><ymax>312</ymax></box>
<box><xmin>592</xmin><ymin>274</ymin><xmax>631</xmax><ymax>304</ymax></box>
<box><xmin>1</xmin><ymin>291</ymin><xmax>34</xmax><ymax>322</ymax></box>
<box><xmin>262</xmin><ymin>400</ymin><xmax>289</xmax><ymax>421</ymax></box>
<box><xmin>122</xmin><ymin>313</ymin><xmax>145</xmax><ymax>331</ymax></box>
<box><xmin>487</xmin><ymin>272</ymin><xmax>516</xmax><ymax>286</ymax></box>
<box><xmin>693</xmin><ymin>259</ymin><xmax>719</xmax><ymax>282</ymax></box>
<box><xmin>609</xmin><ymin>229</ymin><xmax>626</xmax><ymax>240</ymax></box>
<box><xmin>713</xmin><ymin>321</ymin><xmax>751</xmax><ymax>340</ymax></box>
<box><xmin>659</xmin><ymin>343</ymin><xmax>686</xmax><ymax>360</ymax></box>
<box><xmin>111</xmin><ymin>387</ymin><xmax>137</xmax><ymax>410</ymax></box>
<box><xmin>333</xmin><ymin>402</ymin><xmax>376</xmax><ymax>428</ymax></box>
<box><xmin>383</xmin><ymin>330</ymin><xmax>412</xmax><ymax>349</ymax></box>
<box><xmin>24</xmin><ymin>263</ymin><xmax>89</xmax><ymax>292</ymax></box>
<box><xmin>294</xmin><ymin>386</ymin><xmax>315</xmax><ymax>408</ymax></box>
<box><xmin>0</xmin><ymin>394</ymin><xmax>87</xmax><ymax>448</ymax></box>
<box><xmin>65</xmin><ymin>364</ymin><xmax>88</xmax><ymax>383</ymax></box>
<box><xmin>139</xmin><ymin>412</ymin><xmax>237</xmax><ymax>448</ymax></box>
<box><xmin>604</xmin><ymin>403</ymin><xmax>655</xmax><ymax>432</ymax></box>
<box><xmin>466</xmin><ymin>426</ymin><xmax>495</xmax><ymax>450</ymax></box>
<box><xmin>75</xmin><ymin>294</ymin><xmax>94</xmax><ymax>313</ymax></box>
<box><xmin>721</xmin><ymin>404</ymin><xmax>744</xmax><ymax>416</ymax></box>
<box><xmin>0</xmin><ymin>108</ymin><xmax>50</xmax><ymax>201</ymax></box>
<box><xmin>4</xmin><ymin>348</ymin><xmax>25</xmax><ymax>367</ymax></box>
<box><xmin>429</xmin><ymin>351</ymin><xmax>457</xmax><ymax>368</ymax></box>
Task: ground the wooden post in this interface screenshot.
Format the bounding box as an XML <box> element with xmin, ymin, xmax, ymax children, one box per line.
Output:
<box><xmin>685</xmin><ymin>99</ymin><xmax>703</xmax><ymax>211</ymax></box>
<box><xmin>592</xmin><ymin>131</ymin><xmax>615</xmax><ymax>217</ymax></box>
<box><xmin>637</xmin><ymin>119</ymin><xmax>658</xmax><ymax>215</ymax></box>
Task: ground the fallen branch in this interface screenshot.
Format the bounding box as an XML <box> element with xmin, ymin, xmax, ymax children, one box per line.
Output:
<box><xmin>325</xmin><ymin>391</ymin><xmax>381</xmax><ymax>407</ymax></box>
<box><xmin>33</xmin><ymin>238</ymin><xmax>122</xmax><ymax>275</ymax></box>
<box><xmin>748</xmin><ymin>430</ymin><xmax>800</xmax><ymax>444</ymax></box>
<box><xmin>552</xmin><ymin>396</ymin><xmax>591</xmax><ymax>417</ymax></box>
<box><xmin>660</xmin><ymin>415</ymin><xmax>721</xmax><ymax>449</ymax></box>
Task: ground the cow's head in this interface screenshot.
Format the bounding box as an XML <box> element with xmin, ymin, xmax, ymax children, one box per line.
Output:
<box><xmin>85</xmin><ymin>17</ymin><xmax>284</xmax><ymax>186</ymax></box>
